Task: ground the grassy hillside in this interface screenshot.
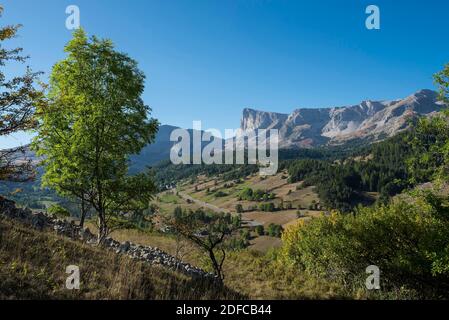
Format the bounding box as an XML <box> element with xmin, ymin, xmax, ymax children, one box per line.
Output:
<box><xmin>0</xmin><ymin>217</ymin><xmax>242</xmax><ymax>300</ymax></box>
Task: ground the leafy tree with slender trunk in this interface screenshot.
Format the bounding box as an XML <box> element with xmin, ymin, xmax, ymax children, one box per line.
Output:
<box><xmin>33</xmin><ymin>29</ymin><xmax>159</xmax><ymax>242</ymax></box>
<box><xmin>0</xmin><ymin>6</ymin><xmax>44</xmax><ymax>181</ymax></box>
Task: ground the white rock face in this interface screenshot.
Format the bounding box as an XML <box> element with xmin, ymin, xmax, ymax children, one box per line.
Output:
<box><xmin>241</xmin><ymin>108</ymin><xmax>288</xmax><ymax>131</ymax></box>
<box><xmin>241</xmin><ymin>89</ymin><xmax>443</xmax><ymax>148</ymax></box>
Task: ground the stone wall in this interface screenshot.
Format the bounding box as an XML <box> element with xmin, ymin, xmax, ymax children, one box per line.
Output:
<box><xmin>0</xmin><ymin>196</ymin><xmax>215</xmax><ymax>280</ymax></box>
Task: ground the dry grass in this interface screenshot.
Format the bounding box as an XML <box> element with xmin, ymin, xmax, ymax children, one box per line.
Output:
<box><xmin>223</xmin><ymin>250</ymin><xmax>345</xmax><ymax>299</ymax></box>
<box><xmin>283</xmin><ymin>186</ymin><xmax>320</xmax><ymax>209</ymax></box>
<box><xmin>242</xmin><ymin>210</ymin><xmax>299</xmax><ymax>227</ymax></box>
<box><xmin>153</xmin><ymin>191</ymin><xmax>201</xmax><ymax>214</ymax></box>
<box><xmin>242</xmin><ymin>210</ymin><xmax>323</xmax><ymax>228</ymax></box>
<box><xmin>249</xmin><ymin>236</ymin><xmax>282</xmax><ymax>252</ymax></box>
<box><xmin>0</xmin><ymin>217</ymin><xmax>242</xmax><ymax>300</ymax></box>
<box><xmin>83</xmin><ymin>221</ymin><xmax>346</xmax><ymax>299</ymax></box>
<box><xmin>246</xmin><ymin>174</ymin><xmax>289</xmax><ymax>192</ymax></box>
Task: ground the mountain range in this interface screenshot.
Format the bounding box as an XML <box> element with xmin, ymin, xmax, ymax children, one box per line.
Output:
<box><xmin>2</xmin><ymin>89</ymin><xmax>444</xmax><ymax>168</ymax></box>
<box><xmin>241</xmin><ymin>89</ymin><xmax>444</xmax><ymax>148</ymax></box>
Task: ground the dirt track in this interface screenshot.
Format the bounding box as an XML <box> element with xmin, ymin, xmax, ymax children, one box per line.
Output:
<box><xmin>176</xmin><ymin>190</ymin><xmax>263</xmax><ymax>227</ymax></box>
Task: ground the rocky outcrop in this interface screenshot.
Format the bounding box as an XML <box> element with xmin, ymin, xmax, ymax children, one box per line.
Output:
<box><xmin>0</xmin><ymin>196</ymin><xmax>215</xmax><ymax>280</ymax></box>
<box><xmin>241</xmin><ymin>108</ymin><xmax>289</xmax><ymax>131</ymax></box>
<box><xmin>241</xmin><ymin>89</ymin><xmax>445</xmax><ymax>148</ymax></box>
<box><xmin>0</xmin><ymin>196</ymin><xmax>51</xmax><ymax>230</ymax></box>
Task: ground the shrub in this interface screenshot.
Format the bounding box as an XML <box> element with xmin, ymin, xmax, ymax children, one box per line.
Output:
<box><xmin>240</xmin><ymin>229</ymin><xmax>251</xmax><ymax>241</ymax></box>
<box><xmin>238</xmin><ymin>187</ymin><xmax>275</xmax><ymax>202</ymax></box>
<box><xmin>215</xmin><ymin>191</ymin><xmax>228</xmax><ymax>197</ymax></box>
<box><xmin>281</xmin><ymin>192</ymin><xmax>449</xmax><ymax>298</ymax></box>
<box><xmin>259</xmin><ymin>202</ymin><xmax>275</xmax><ymax>212</ymax></box>
<box><xmin>255</xmin><ymin>225</ymin><xmax>265</xmax><ymax>236</ymax></box>
<box><xmin>267</xmin><ymin>223</ymin><xmax>283</xmax><ymax>237</ymax></box>
<box><xmin>239</xmin><ymin>187</ymin><xmax>253</xmax><ymax>201</ymax></box>
<box><xmin>278</xmin><ymin>201</ymin><xmax>284</xmax><ymax>210</ymax></box>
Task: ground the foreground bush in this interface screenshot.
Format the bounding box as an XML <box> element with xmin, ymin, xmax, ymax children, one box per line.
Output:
<box><xmin>281</xmin><ymin>191</ymin><xmax>449</xmax><ymax>299</ymax></box>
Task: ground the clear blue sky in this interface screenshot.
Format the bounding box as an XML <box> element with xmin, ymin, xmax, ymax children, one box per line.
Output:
<box><xmin>1</xmin><ymin>0</ymin><xmax>449</xmax><ymax>148</ymax></box>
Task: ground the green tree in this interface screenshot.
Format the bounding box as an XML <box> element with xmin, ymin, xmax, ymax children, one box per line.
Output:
<box><xmin>255</xmin><ymin>225</ymin><xmax>265</xmax><ymax>236</ymax></box>
<box><xmin>0</xmin><ymin>7</ymin><xmax>44</xmax><ymax>181</ymax></box>
<box><xmin>235</xmin><ymin>204</ymin><xmax>243</xmax><ymax>213</ymax></box>
<box><xmin>259</xmin><ymin>202</ymin><xmax>275</xmax><ymax>212</ymax></box>
<box><xmin>434</xmin><ymin>62</ymin><xmax>449</xmax><ymax>103</ymax></box>
<box><xmin>267</xmin><ymin>223</ymin><xmax>283</xmax><ymax>237</ymax></box>
<box><xmin>33</xmin><ymin>29</ymin><xmax>159</xmax><ymax>242</ymax></box>
<box><xmin>407</xmin><ymin>64</ymin><xmax>449</xmax><ymax>184</ymax></box>
<box><xmin>48</xmin><ymin>204</ymin><xmax>71</xmax><ymax>218</ymax></box>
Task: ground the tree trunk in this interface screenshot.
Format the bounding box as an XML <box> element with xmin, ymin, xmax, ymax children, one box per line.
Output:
<box><xmin>79</xmin><ymin>198</ymin><xmax>86</xmax><ymax>228</ymax></box>
<box><xmin>97</xmin><ymin>211</ymin><xmax>108</xmax><ymax>244</ymax></box>
<box><xmin>208</xmin><ymin>248</ymin><xmax>223</xmax><ymax>282</ymax></box>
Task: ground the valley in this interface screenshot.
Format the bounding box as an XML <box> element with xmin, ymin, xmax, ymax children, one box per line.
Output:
<box><xmin>152</xmin><ymin>171</ymin><xmax>323</xmax><ymax>253</ymax></box>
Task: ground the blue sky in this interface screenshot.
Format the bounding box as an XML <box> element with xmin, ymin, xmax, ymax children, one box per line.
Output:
<box><xmin>1</xmin><ymin>0</ymin><xmax>449</xmax><ymax>148</ymax></box>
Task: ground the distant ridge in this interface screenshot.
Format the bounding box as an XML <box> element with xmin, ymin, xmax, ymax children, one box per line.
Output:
<box><xmin>241</xmin><ymin>89</ymin><xmax>445</xmax><ymax>148</ymax></box>
<box><xmin>2</xmin><ymin>90</ymin><xmax>445</xmax><ymax>170</ymax></box>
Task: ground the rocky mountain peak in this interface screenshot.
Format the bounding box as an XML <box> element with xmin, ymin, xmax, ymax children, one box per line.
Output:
<box><xmin>240</xmin><ymin>89</ymin><xmax>444</xmax><ymax>148</ymax></box>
